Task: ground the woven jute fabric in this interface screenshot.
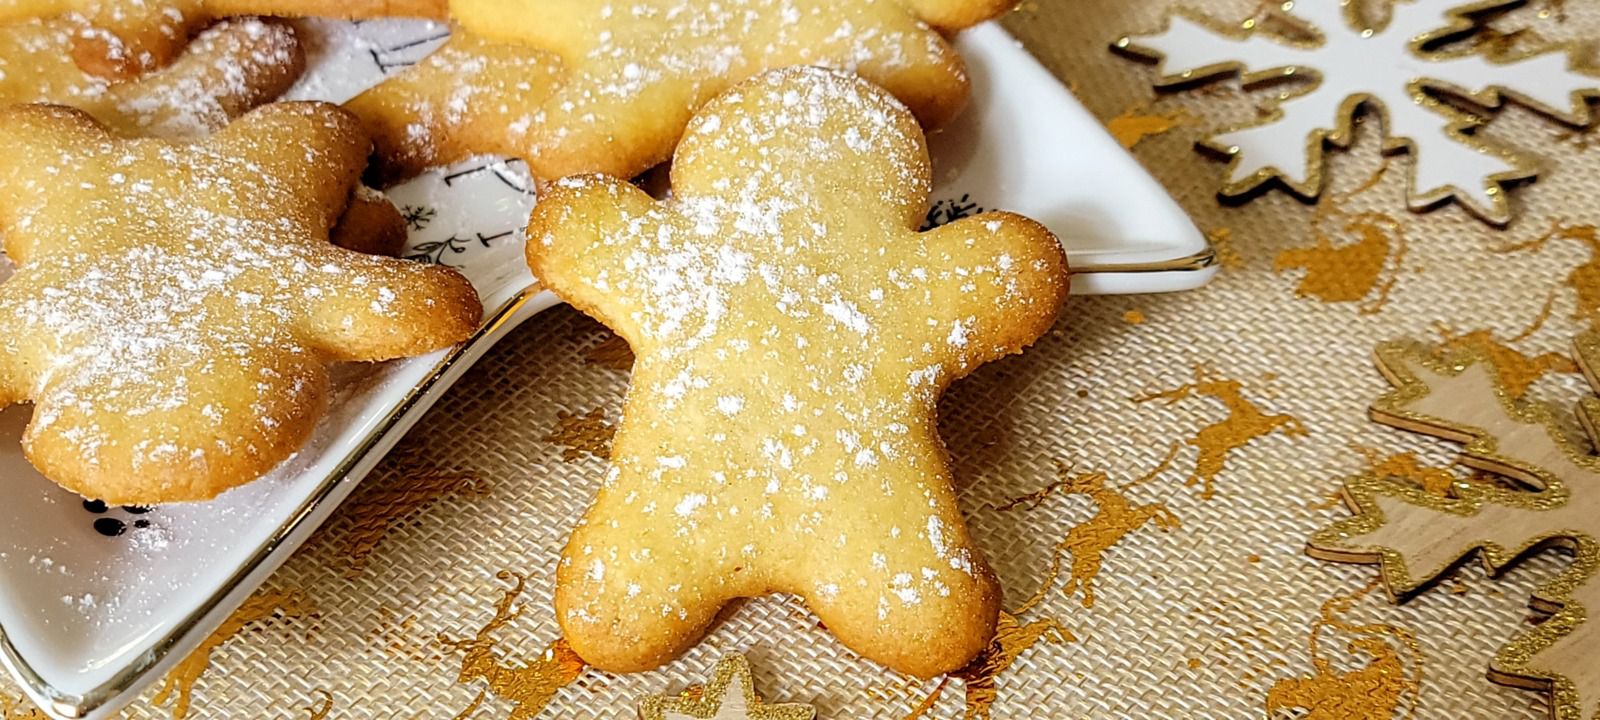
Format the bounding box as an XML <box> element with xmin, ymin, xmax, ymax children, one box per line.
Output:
<box><xmin>13</xmin><ymin>0</ymin><xmax>1600</xmax><ymax>717</ymax></box>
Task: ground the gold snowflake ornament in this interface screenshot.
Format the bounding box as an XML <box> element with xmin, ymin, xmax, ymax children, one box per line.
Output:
<box><xmin>638</xmin><ymin>656</ymin><xmax>814</xmax><ymax>720</ymax></box>
<box><xmin>1115</xmin><ymin>0</ymin><xmax>1600</xmax><ymax>225</ymax></box>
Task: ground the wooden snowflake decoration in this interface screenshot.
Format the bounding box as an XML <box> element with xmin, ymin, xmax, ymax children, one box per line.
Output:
<box><xmin>1310</xmin><ymin>334</ymin><xmax>1600</xmax><ymax>719</ymax></box>
<box><xmin>1116</xmin><ymin>0</ymin><xmax>1600</xmax><ymax>225</ymax></box>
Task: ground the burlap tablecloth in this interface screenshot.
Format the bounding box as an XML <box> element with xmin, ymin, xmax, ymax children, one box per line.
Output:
<box><xmin>11</xmin><ymin>0</ymin><xmax>1600</xmax><ymax>717</ymax></box>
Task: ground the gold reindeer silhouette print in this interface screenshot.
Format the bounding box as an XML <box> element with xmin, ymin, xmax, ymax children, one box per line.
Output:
<box><xmin>903</xmin><ymin>612</ymin><xmax>1074</xmax><ymax>720</ymax></box>
<box><xmin>441</xmin><ymin>571</ymin><xmax>586</xmax><ymax>720</ymax></box>
<box><xmin>153</xmin><ymin>589</ymin><xmax>314</xmax><ymax>720</ymax></box>
<box><xmin>1351</xmin><ymin>445</ymin><xmax>1461</xmax><ymax>498</ymax></box>
<box><xmin>1496</xmin><ymin>222</ymin><xmax>1600</xmax><ymax>327</ymax></box>
<box><xmin>1002</xmin><ymin>453</ymin><xmax>1182</xmax><ymax>611</ymax></box>
<box><xmin>1105</xmin><ymin>104</ymin><xmax>1188</xmax><ymax>150</ymax></box>
<box><xmin>1136</xmin><ymin>366</ymin><xmax>1307</xmax><ymax>499</ymax></box>
<box><xmin>1274</xmin><ymin>163</ymin><xmax>1408</xmax><ymax>314</ymax></box>
<box><xmin>340</xmin><ymin>452</ymin><xmax>490</xmax><ymax>577</ymax></box>
<box><xmin>545</xmin><ymin>408</ymin><xmax>616</xmax><ymax>462</ymax></box>
<box><xmin>1265</xmin><ymin>579</ymin><xmax>1423</xmax><ymax>720</ymax></box>
<box><xmin>1432</xmin><ymin>302</ymin><xmax>1576</xmax><ymax>401</ymax></box>
<box><xmin>305</xmin><ymin>690</ymin><xmax>334</xmax><ymax>720</ymax></box>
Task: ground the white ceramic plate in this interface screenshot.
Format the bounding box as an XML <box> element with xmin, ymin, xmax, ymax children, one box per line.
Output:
<box><xmin>0</xmin><ymin>19</ymin><xmax>1215</xmax><ymax>719</ymax></box>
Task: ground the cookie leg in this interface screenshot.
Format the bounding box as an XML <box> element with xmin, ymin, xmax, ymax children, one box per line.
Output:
<box><xmin>68</xmin><ymin>0</ymin><xmax>206</xmax><ymax>80</ymax></box>
<box><xmin>22</xmin><ymin>340</ymin><xmax>331</xmax><ymax>503</ymax></box>
<box><xmin>329</xmin><ymin>186</ymin><xmax>408</xmax><ymax>257</ymax></box>
<box><xmin>554</xmin><ymin>434</ymin><xmax>1003</xmax><ymax>678</ymax></box>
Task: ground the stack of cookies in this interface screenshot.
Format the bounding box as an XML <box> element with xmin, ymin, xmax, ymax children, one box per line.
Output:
<box><xmin>0</xmin><ymin>0</ymin><xmax>1070</xmax><ymax>680</ymax></box>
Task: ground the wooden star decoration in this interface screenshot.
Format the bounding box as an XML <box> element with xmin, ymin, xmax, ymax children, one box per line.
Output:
<box><xmin>638</xmin><ymin>656</ymin><xmax>814</xmax><ymax>720</ymax></box>
<box><xmin>350</xmin><ymin>0</ymin><xmax>1012</xmax><ymax>183</ymax></box>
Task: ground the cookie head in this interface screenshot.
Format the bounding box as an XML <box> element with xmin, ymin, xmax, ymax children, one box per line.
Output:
<box><xmin>353</xmin><ymin>0</ymin><xmax>1020</xmax><ymax>182</ymax></box>
<box><xmin>528</xmin><ymin>67</ymin><xmax>1068</xmax><ymax>678</ymax></box>
<box><xmin>0</xmin><ymin>103</ymin><xmax>482</xmax><ymax>503</ymax></box>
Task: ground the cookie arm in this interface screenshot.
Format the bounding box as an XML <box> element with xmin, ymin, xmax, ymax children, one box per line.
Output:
<box><xmin>912</xmin><ymin>212</ymin><xmax>1069</xmax><ymax>379</ymax></box>
<box><xmin>205</xmin><ymin>102</ymin><xmax>370</xmax><ymax>233</ymax></box>
<box><xmin>525</xmin><ymin>175</ymin><xmax>666</xmax><ymax>351</ymax></box>
<box><xmin>448</xmin><ymin>0</ymin><xmax>590</xmax><ymax>58</ymax></box>
<box><xmin>298</xmin><ymin>251</ymin><xmax>482</xmax><ymax>361</ymax></box>
<box><xmin>204</xmin><ymin>0</ymin><xmax>446</xmax><ymax>19</ymax></box>
<box><xmin>0</xmin><ymin>105</ymin><xmax>119</xmax><ymax>263</ymax></box>
<box><xmin>345</xmin><ymin>34</ymin><xmax>562</xmax><ymax>185</ymax></box>
<box><xmin>96</xmin><ymin>19</ymin><xmax>304</xmax><ymax>140</ymax></box>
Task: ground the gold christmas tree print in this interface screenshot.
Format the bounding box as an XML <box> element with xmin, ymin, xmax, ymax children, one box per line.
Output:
<box><xmin>1310</xmin><ymin>335</ymin><xmax>1600</xmax><ymax>719</ymax></box>
<box><xmin>1116</xmin><ymin>0</ymin><xmax>1600</xmax><ymax>224</ymax></box>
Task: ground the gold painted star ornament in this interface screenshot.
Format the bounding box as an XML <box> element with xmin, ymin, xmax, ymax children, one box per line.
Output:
<box><xmin>638</xmin><ymin>655</ymin><xmax>815</xmax><ymax>720</ymax></box>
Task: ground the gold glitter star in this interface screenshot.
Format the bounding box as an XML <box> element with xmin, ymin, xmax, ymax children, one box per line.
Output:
<box><xmin>639</xmin><ymin>656</ymin><xmax>814</xmax><ymax>720</ymax></box>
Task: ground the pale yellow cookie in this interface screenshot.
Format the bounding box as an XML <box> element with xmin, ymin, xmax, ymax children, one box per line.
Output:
<box><xmin>330</xmin><ymin>186</ymin><xmax>409</xmax><ymax>257</ymax></box>
<box><xmin>0</xmin><ymin>102</ymin><xmax>482</xmax><ymax>504</ymax></box>
<box><xmin>0</xmin><ymin>17</ymin><xmax>304</xmax><ymax>138</ymax></box>
<box><xmin>351</xmin><ymin>0</ymin><xmax>1018</xmax><ymax>183</ymax></box>
<box><xmin>527</xmin><ymin>67</ymin><xmax>1068</xmax><ymax>677</ymax></box>
<box><xmin>0</xmin><ymin>0</ymin><xmax>443</xmax><ymax>81</ymax></box>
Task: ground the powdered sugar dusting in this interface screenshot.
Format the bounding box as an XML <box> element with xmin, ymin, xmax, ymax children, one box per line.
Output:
<box><xmin>0</xmin><ymin>104</ymin><xmax>477</xmax><ymax>501</ymax></box>
<box><xmin>415</xmin><ymin>0</ymin><xmax>963</xmax><ymax>178</ymax></box>
<box><xmin>540</xmin><ymin>68</ymin><xmax>1064</xmax><ymax>664</ymax></box>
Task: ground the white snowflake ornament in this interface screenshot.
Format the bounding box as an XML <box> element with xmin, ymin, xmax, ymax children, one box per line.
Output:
<box><xmin>1115</xmin><ymin>0</ymin><xmax>1600</xmax><ymax>225</ymax></box>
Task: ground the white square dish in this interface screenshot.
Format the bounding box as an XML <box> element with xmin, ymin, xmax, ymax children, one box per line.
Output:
<box><xmin>0</xmin><ymin>19</ymin><xmax>1215</xmax><ymax>719</ymax></box>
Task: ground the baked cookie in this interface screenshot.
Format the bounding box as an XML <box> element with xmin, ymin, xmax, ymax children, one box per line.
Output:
<box><xmin>330</xmin><ymin>185</ymin><xmax>410</xmax><ymax>257</ymax></box>
<box><xmin>344</xmin><ymin>32</ymin><xmax>561</xmax><ymax>185</ymax></box>
<box><xmin>0</xmin><ymin>0</ymin><xmax>443</xmax><ymax>82</ymax></box>
<box><xmin>350</xmin><ymin>0</ymin><xmax>1018</xmax><ymax>183</ymax></box>
<box><xmin>0</xmin><ymin>16</ymin><xmax>304</xmax><ymax>138</ymax></box>
<box><xmin>0</xmin><ymin>102</ymin><xmax>481</xmax><ymax>504</ymax></box>
<box><xmin>527</xmin><ymin>67</ymin><xmax>1069</xmax><ymax>677</ymax></box>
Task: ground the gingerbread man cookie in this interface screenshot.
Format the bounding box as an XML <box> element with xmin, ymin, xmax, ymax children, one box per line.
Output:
<box><xmin>0</xmin><ymin>0</ymin><xmax>443</xmax><ymax>82</ymax></box>
<box><xmin>350</xmin><ymin>0</ymin><xmax>1017</xmax><ymax>183</ymax></box>
<box><xmin>0</xmin><ymin>17</ymin><xmax>305</xmax><ymax>138</ymax></box>
<box><xmin>0</xmin><ymin>102</ymin><xmax>481</xmax><ymax>504</ymax></box>
<box><xmin>527</xmin><ymin>67</ymin><xmax>1068</xmax><ymax>677</ymax></box>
